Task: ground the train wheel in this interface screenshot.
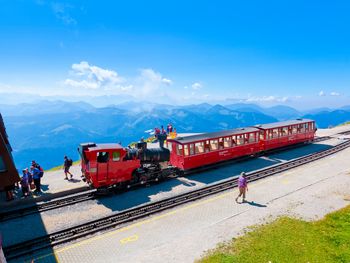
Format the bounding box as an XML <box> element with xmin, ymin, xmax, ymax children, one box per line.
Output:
<box><xmin>140</xmin><ymin>175</ymin><xmax>148</xmax><ymax>185</ymax></box>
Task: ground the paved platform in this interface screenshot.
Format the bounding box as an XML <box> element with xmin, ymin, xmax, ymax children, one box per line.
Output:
<box><xmin>20</xmin><ymin>140</ymin><xmax>350</xmax><ymax>263</ymax></box>
<box><xmin>0</xmin><ymin>165</ymin><xmax>89</xmax><ymax>211</ymax></box>
<box><xmin>2</xmin><ymin>129</ymin><xmax>349</xmax><ymax>262</ymax></box>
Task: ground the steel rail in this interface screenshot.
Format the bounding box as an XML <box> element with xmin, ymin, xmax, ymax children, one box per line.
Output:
<box><xmin>4</xmin><ymin>138</ymin><xmax>350</xmax><ymax>261</ymax></box>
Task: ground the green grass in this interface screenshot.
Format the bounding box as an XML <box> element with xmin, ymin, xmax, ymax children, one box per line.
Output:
<box><xmin>337</xmin><ymin>121</ymin><xmax>350</xmax><ymax>127</ymax></box>
<box><xmin>46</xmin><ymin>160</ymin><xmax>80</xmax><ymax>172</ymax></box>
<box><xmin>198</xmin><ymin>205</ymin><xmax>350</xmax><ymax>263</ymax></box>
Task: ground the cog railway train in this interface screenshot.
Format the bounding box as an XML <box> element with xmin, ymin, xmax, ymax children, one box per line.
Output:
<box><xmin>78</xmin><ymin>119</ymin><xmax>316</xmax><ymax>191</ymax></box>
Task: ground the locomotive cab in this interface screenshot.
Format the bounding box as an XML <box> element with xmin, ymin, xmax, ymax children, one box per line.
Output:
<box><xmin>78</xmin><ymin>143</ymin><xmax>140</xmax><ymax>189</ymax></box>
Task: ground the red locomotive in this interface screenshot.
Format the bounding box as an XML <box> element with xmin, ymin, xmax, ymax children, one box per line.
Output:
<box><xmin>78</xmin><ymin>119</ymin><xmax>316</xmax><ymax>190</ymax></box>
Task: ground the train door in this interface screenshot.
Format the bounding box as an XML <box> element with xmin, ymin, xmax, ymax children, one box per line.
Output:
<box><xmin>96</xmin><ymin>151</ymin><xmax>109</xmax><ymax>183</ymax></box>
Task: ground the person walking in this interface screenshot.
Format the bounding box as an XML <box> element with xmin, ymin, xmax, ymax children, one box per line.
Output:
<box><xmin>63</xmin><ymin>156</ymin><xmax>73</xmax><ymax>180</ymax></box>
<box><xmin>31</xmin><ymin>165</ymin><xmax>42</xmax><ymax>194</ymax></box>
<box><xmin>236</xmin><ymin>172</ymin><xmax>248</xmax><ymax>203</ymax></box>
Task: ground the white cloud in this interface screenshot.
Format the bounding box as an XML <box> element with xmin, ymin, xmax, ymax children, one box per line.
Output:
<box><xmin>162</xmin><ymin>78</ymin><xmax>173</xmax><ymax>85</ymax></box>
<box><xmin>51</xmin><ymin>2</ymin><xmax>77</xmax><ymax>25</ymax></box>
<box><xmin>319</xmin><ymin>90</ymin><xmax>325</xmax><ymax>96</ymax></box>
<box><xmin>137</xmin><ymin>68</ymin><xmax>172</xmax><ymax>96</ymax></box>
<box><xmin>65</xmin><ymin>61</ymin><xmax>125</xmax><ymax>91</ymax></box>
<box><xmin>246</xmin><ymin>96</ymin><xmax>289</xmax><ymax>103</ymax></box>
<box><xmin>330</xmin><ymin>92</ymin><xmax>340</xmax><ymax>96</ymax></box>
<box><xmin>191</xmin><ymin>82</ymin><xmax>202</xmax><ymax>90</ymax></box>
<box><xmin>64</xmin><ymin>79</ymin><xmax>99</xmax><ymax>89</ymax></box>
<box><xmin>140</xmin><ymin>69</ymin><xmax>172</xmax><ymax>85</ymax></box>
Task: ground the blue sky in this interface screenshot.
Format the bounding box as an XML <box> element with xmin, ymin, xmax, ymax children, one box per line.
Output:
<box><xmin>0</xmin><ymin>0</ymin><xmax>350</xmax><ymax>109</ymax></box>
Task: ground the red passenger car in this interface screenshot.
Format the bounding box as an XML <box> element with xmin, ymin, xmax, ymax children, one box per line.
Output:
<box><xmin>167</xmin><ymin>127</ymin><xmax>261</xmax><ymax>172</ymax></box>
<box><xmin>256</xmin><ymin>119</ymin><xmax>316</xmax><ymax>151</ymax></box>
<box><xmin>79</xmin><ymin>143</ymin><xmax>140</xmax><ymax>189</ymax></box>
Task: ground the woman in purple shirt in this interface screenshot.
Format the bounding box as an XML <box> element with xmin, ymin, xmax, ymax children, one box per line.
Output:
<box><xmin>236</xmin><ymin>172</ymin><xmax>248</xmax><ymax>203</ymax></box>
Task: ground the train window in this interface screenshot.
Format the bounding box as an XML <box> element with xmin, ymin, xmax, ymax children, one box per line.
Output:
<box><xmin>224</xmin><ymin>137</ymin><xmax>232</xmax><ymax>148</ymax></box>
<box><xmin>176</xmin><ymin>144</ymin><xmax>183</xmax><ymax>155</ymax></box>
<box><xmin>189</xmin><ymin>144</ymin><xmax>195</xmax><ymax>155</ymax></box>
<box><xmin>305</xmin><ymin>123</ymin><xmax>309</xmax><ymax>131</ymax></box>
<box><xmin>0</xmin><ymin>155</ymin><xmax>6</xmax><ymax>172</ymax></box>
<box><xmin>184</xmin><ymin>145</ymin><xmax>189</xmax><ymax>156</ymax></box>
<box><xmin>292</xmin><ymin>125</ymin><xmax>297</xmax><ymax>134</ymax></box>
<box><xmin>231</xmin><ymin>136</ymin><xmax>237</xmax><ymax>145</ymax></box>
<box><xmin>260</xmin><ymin>131</ymin><xmax>265</xmax><ymax>140</ymax></box>
<box><xmin>282</xmin><ymin>127</ymin><xmax>288</xmax><ymax>136</ymax></box>
<box><xmin>210</xmin><ymin>139</ymin><xmax>218</xmax><ymax>150</ymax></box>
<box><xmin>195</xmin><ymin>142</ymin><xmax>204</xmax><ymax>154</ymax></box>
<box><xmin>218</xmin><ymin>138</ymin><xmax>224</xmax><ymax>149</ymax></box>
<box><xmin>249</xmin><ymin>133</ymin><xmax>256</xmax><ymax>143</ymax></box>
<box><xmin>97</xmin><ymin>152</ymin><xmax>109</xmax><ymax>163</ymax></box>
<box><xmin>267</xmin><ymin>130</ymin><xmax>273</xmax><ymax>139</ymax></box>
<box><xmin>237</xmin><ymin>135</ymin><xmax>244</xmax><ymax>145</ymax></box>
<box><xmin>272</xmin><ymin>129</ymin><xmax>278</xmax><ymax>138</ymax></box>
<box><xmin>112</xmin><ymin>152</ymin><xmax>120</xmax><ymax>161</ymax></box>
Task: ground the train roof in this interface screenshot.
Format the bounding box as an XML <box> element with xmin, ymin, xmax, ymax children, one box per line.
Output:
<box><xmin>84</xmin><ymin>143</ymin><xmax>123</xmax><ymax>151</ymax></box>
<box><xmin>254</xmin><ymin>119</ymin><xmax>314</xmax><ymax>129</ymax></box>
<box><xmin>168</xmin><ymin>127</ymin><xmax>259</xmax><ymax>144</ymax></box>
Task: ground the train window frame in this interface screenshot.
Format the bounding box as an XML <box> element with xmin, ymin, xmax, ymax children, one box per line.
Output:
<box><xmin>210</xmin><ymin>139</ymin><xmax>219</xmax><ymax>151</ymax></box>
<box><xmin>224</xmin><ymin>137</ymin><xmax>232</xmax><ymax>148</ymax></box>
<box><xmin>189</xmin><ymin>144</ymin><xmax>195</xmax><ymax>155</ymax></box>
<box><xmin>184</xmin><ymin>144</ymin><xmax>189</xmax><ymax>156</ymax></box>
<box><xmin>259</xmin><ymin>131</ymin><xmax>265</xmax><ymax>140</ymax></box>
<box><xmin>97</xmin><ymin>151</ymin><xmax>109</xmax><ymax>163</ymax></box>
<box><xmin>236</xmin><ymin>134</ymin><xmax>245</xmax><ymax>145</ymax></box>
<box><xmin>272</xmin><ymin>128</ymin><xmax>279</xmax><ymax>138</ymax></box>
<box><xmin>282</xmin><ymin>127</ymin><xmax>288</xmax><ymax>136</ymax></box>
<box><xmin>176</xmin><ymin>144</ymin><xmax>183</xmax><ymax>156</ymax></box>
<box><xmin>195</xmin><ymin>141</ymin><xmax>204</xmax><ymax>154</ymax></box>
<box><xmin>0</xmin><ymin>155</ymin><xmax>6</xmax><ymax>172</ymax></box>
<box><xmin>231</xmin><ymin>136</ymin><xmax>237</xmax><ymax>145</ymax></box>
<box><xmin>305</xmin><ymin>123</ymin><xmax>309</xmax><ymax>131</ymax></box>
<box><xmin>112</xmin><ymin>151</ymin><xmax>121</xmax><ymax>161</ymax></box>
<box><xmin>249</xmin><ymin>133</ymin><xmax>256</xmax><ymax>143</ymax></box>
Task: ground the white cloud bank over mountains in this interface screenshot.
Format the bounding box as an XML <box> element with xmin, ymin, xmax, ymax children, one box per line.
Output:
<box><xmin>63</xmin><ymin>61</ymin><xmax>201</xmax><ymax>103</ymax></box>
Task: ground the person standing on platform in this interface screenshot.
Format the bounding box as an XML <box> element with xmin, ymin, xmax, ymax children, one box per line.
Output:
<box><xmin>235</xmin><ymin>172</ymin><xmax>248</xmax><ymax>203</ymax></box>
<box><xmin>63</xmin><ymin>156</ymin><xmax>73</xmax><ymax>180</ymax></box>
<box><xmin>20</xmin><ymin>168</ymin><xmax>30</xmax><ymax>197</ymax></box>
<box><xmin>31</xmin><ymin>165</ymin><xmax>42</xmax><ymax>194</ymax></box>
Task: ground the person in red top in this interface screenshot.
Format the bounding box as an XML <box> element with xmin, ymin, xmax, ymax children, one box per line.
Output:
<box><xmin>235</xmin><ymin>172</ymin><xmax>248</xmax><ymax>203</ymax></box>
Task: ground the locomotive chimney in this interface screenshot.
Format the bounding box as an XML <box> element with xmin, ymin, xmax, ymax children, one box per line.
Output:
<box><xmin>157</xmin><ymin>133</ymin><xmax>167</xmax><ymax>148</ymax></box>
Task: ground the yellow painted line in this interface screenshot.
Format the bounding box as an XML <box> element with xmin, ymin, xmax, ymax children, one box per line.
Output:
<box><xmin>120</xmin><ymin>234</ymin><xmax>139</xmax><ymax>244</ymax></box>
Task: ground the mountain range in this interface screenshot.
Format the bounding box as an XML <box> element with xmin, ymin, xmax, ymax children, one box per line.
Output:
<box><xmin>1</xmin><ymin>100</ymin><xmax>350</xmax><ymax>170</ymax></box>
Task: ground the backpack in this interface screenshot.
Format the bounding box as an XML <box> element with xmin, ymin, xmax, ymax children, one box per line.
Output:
<box><xmin>67</xmin><ymin>158</ymin><xmax>73</xmax><ymax>167</ymax></box>
<box><xmin>37</xmin><ymin>165</ymin><xmax>44</xmax><ymax>177</ymax></box>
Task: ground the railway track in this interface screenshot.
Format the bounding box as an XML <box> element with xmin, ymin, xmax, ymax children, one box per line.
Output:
<box><xmin>4</xmin><ymin>137</ymin><xmax>350</xmax><ymax>261</ymax></box>
<box><xmin>0</xmin><ymin>191</ymin><xmax>96</xmax><ymax>222</ymax></box>
<box><xmin>0</xmin><ymin>135</ymin><xmax>333</xmax><ymax>223</ymax></box>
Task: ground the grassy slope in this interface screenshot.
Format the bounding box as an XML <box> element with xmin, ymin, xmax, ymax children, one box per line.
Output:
<box><xmin>46</xmin><ymin>160</ymin><xmax>80</xmax><ymax>172</ymax></box>
<box><xmin>199</xmin><ymin>205</ymin><xmax>350</xmax><ymax>263</ymax></box>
